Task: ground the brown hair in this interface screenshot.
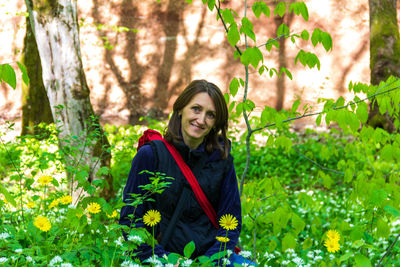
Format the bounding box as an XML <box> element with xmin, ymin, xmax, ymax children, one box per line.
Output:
<box><xmin>164</xmin><ymin>80</ymin><xmax>230</xmax><ymax>160</ymax></box>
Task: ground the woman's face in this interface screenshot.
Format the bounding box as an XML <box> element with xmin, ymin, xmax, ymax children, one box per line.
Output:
<box><xmin>179</xmin><ymin>92</ymin><xmax>216</xmax><ymax>149</ymax></box>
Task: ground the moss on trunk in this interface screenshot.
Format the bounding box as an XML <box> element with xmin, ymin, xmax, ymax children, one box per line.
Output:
<box><xmin>21</xmin><ymin>17</ymin><xmax>53</xmax><ymax>136</ymax></box>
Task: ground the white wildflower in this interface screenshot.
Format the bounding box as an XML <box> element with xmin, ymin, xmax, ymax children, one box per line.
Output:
<box><xmin>282</xmin><ymin>260</ymin><xmax>291</xmax><ymax>265</ymax></box>
<box><xmin>15</xmin><ymin>248</ymin><xmax>23</xmax><ymax>253</ymax></box>
<box><xmin>128</xmin><ymin>235</ymin><xmax>143</xmax><ymax>243</ymax></box>
<box><xmin>0</xmin><ymin>257</ymin><xmax>8</xmax><ymax>263</ymax></box>
<box><xmin>293</xmin><ymin>257</ymin><xmax>304</xmax><ymax>265</ymax></box>
<box><xmin>240</xmin><ymin>250</ymin><xmax>252</xmax><ymax>258</ymax></box>
<box><xmin>222</xmin><ymin>258</ymin><xmax>231</xmax><ymax>265</ymax></box>
<box><xmin>26</xmin><ymin>256</ymin><xmax>33</xmax><ymax>262</ymax></box>
<box><xmin>120</xmin><ymin>261</ymin><xmax>139</xmax><ymax>267</ymax></box>
<box><xmin>315</xmin><ymin>255</ymin><xmax>323</xmax><ymax>261</ymax></box>
<box><xmin>115</xmin><ymin>236</ymin><xmax>123</xmax><ymax>247</ymax></box>
<box><xmin>61</xmin><ymin>263</ymin><xmax>73</xmax><ymax>267</ymax></box>
<box><xmin>49</xmin><ymin>255</ymin><xmax>63</xmax><ymax>266</ymax></box>
<box><xmin>181</xmin><ymin>259</ymin><xmax>193</xmax><ymax>266</ymax></box>
<box><xmin>0</xmin><ymin>233</ymin><xmax>10</xmax><ymax>239</ymax></box>
<box><xmin>314</xmin><ymin>249</ymin><xmax>322</xmax><ymax>254</ymax></box>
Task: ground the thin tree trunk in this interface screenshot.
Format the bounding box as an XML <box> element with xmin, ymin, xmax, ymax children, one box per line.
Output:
<box><xmin>367</xmin><ymin>0</ymin><xmax>400</xmax><ymax>132</ymax></box>
<box><xmin>21</xmin><ymin>17</ymin><xmax>54</xmax><ymax>136</ymax></box>
<box><xmin>24</xmin><ymin>0</ymin><xmax>114</xmax><ymax>199</ymax></box>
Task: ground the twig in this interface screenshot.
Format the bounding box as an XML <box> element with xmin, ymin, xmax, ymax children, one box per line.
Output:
<box><xmin>377</xmin><ymin>233</ymin><xmax>400</xmax><ymax>267</ymax></box>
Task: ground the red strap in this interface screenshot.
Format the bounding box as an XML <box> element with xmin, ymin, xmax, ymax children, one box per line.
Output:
<box><xmin>137</xmin><ymin>129</ymin><xmax>219</xmax><ymax>229</ymax></box>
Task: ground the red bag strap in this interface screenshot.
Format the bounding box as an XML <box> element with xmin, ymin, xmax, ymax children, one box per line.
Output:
<box><xmin>137</xmin><ymin>129</ymin><xmax>219</xmax><ymax>229</ymax></box>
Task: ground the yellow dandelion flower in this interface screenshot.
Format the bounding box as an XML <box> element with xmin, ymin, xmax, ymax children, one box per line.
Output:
<box><xmin>326</xmin><ymin>229</ymin><xmax>340</xmax><ymax>242</ymax></box>
<box><xmin>37</xmin><ymin>175</ymin><xmax>53</xmax><ymax>186</ymax></box>
<box><xmin>26</xmin><ymin>202</ymin><xmax>36</xmax><ymax>208</ymax></box>
<box><xmin>107</xmin><ymin>210</ymin><xmax>118</xmax><ymax>218</ymax></box>
<box><xmin>216</xmin><ymin>236</ymin><xmax>230</xmax><ymax>243</ymax></box>
<box><xmin>219</xmin><ymin>214</ymin><xmax>238</xmax><ymax>230</ymax></box>
<box><xmin>33</xmin><ymin>216</ymin><xmax>51</xmax><ymax>232</ymax></box>
<box><xmin>60</xmin><ymin>195</ymin><xmax>73</xmax><ymax>205</ymax></box>
<box><xmin>49</xmin><ymin>199</ymin><xmax>60</xmax><ymax>209</ymax></box>
<box><xmin>143</xmin><ymin>210</ymin><xmax>161</xmax><ymax>227</ymax></box>
<box><xmin>324</xmin><ymin>238</ymin><xmax>340</xmax><ymax>253</ymax></box>
<box><xmin>86</xmin><ymin>202</ymin><xmax>101</xmax><ymax>214</ymax></box>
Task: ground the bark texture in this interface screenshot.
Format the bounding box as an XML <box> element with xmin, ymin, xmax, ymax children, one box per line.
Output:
<box><xmin>368</xmin><ymin>0</ymin><xmax>400</xmax><ymax>132</ymax></box>
<box><xmin>21</xmin><ymin>17</ymin><xmax>54</xmax><ymax>136</ymax></box>
<box><xmin>24</xmin><ymin>0</ymin><xmax>114</xmax><ymax>199</ymax></box>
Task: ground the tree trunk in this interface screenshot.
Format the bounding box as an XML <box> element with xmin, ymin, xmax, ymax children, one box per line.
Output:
<box><xmin>24</xmin><ymin>0</ymin><xmax>114</xmax><ymax>199</ymax></box>
<box><xmin>367</xmin><ymin>0</ymin><xmax>400</xmax><ymax>132</ymax></box>
<box><xmin>21</xmin><ymin>17</ymin><xmax>54</xmax><ymax>136</ymax></box>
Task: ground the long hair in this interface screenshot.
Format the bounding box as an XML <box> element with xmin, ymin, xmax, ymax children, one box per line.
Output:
<box><xmin>164</xmin><ymin>80</ymin><xmax>230</xmax><ymax>160</ymax></box>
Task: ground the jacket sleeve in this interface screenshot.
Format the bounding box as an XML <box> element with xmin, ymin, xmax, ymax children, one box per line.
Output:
<box><xmin>119</xmin><ymin>144</ymin><xmax>169</xmax><ymax>260</ymax></box>
<box><xmin>204</xmin><ymin>157</ymin><xmax>242</xmax><ymax>259</ymax></box>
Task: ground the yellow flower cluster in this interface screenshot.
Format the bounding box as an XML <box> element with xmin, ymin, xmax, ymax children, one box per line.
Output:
<box><xmin>143</xmin><ymin>210</ymin><xmax>161</xmax><ymax>227</ymax></box>
<box><xmin>37</xmin><ymin>175</ymin><xmax>53</xmax><ymax>186</ymax></box>
<box><xmin>49</xmin><ymin>195</ymin><xmax>73</xmax><ymax>209</ymax></box>
<box><xmin>26</xmin><ymin>202</ymin><xmax>36</xmax><ymax>208</ymax></box>
<box><xmin>86</xmin><ymin>202</ymin><xmax>101</xmax><ymax>214</ymax></box>
<box><xmin>34</xmin><ymin>216</ymin><xmax>51</xmax><ymax>232</ymax></box>
<box><xmin>324</xmin><ymin>229</ymin><xmax>340</xmax><ymax>253</ymax></box>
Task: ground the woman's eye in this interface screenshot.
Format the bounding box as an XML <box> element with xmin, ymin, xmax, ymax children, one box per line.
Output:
<box><xmin>192</xmin><ymin>106</ymin><xmax>200</xmax><ymax>112</ymax></box>
<box><xmin>207</xmin><ymin>113</ymin><xmax>216</xmax><ymax>119</ymax></box>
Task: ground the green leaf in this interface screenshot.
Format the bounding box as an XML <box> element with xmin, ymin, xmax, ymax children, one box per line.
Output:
<box><xmin>274</xmin><ymin>2</ymin><xmax>286</xmax><ymax>17</ymax></box>
<box><xmin>281</xmin><ymin>233</ymin><xmax>296</xmax><ymax>251</ymax></box>
<box><xmin>240</xmin><ymin>17</ymin><xmax>256</xmax><ymax>42</ymax></box>
<box><xmin>207</xmin><ymin>0</ymin><xmax>215</xmax><ymax>11</ymax></box>
<box><xmin>17</xmin><ymin>61</ymin><xmax>30</xmax><ymax>86</ymax></box>
<box><xmin>0</xmin><ymin>184</ymin><xmax>17</xmax><ymax>207</ymax></box>
<box><xmin>222</xmin><ymin>9</ymin><xmax>235</xmax><ymax>25</ymax></box>
<box><xmin>302</xmin><ymin>237</ymin><xmax>313</xmax><ymax>250</ymax></box>
<box><xmin>300</xmin><ymin>30</ymin><xmax>309</xmax><ymax>40</ymax></box>
<box><xmin>316</xmin><ymin>113</ymin><xmax>322</xmax><ymax>126</ymax></box>
<box><xmin>0</xmin><ymin>64</ymin><xmax>17</xmax><ymax>89</ymax></box>
<box><xmin>376</xmin><ymin>218</ymin><xmax>390</xmax><ymax>238</ymax></box>
<box><xmin>229</xmin><ymin>78</ymin><xmax>240</xmax><ymax>97</ymax></box>
<box><xmin>265</xmin><ymin>38</ymin><xmax>279</xmax><ymax>51</ymax></box>
<box><xmin>291</xmin><ymin>99</ymin><xmax>300</xmax><ymax>113</ymax></box>
<box><xmin>384</xmin><ymin>205</ymin><xmax>400</xmax><ymax>217</ymax></box>
<box><xmin>356</xmin><ymin>101</ymin><xmax>368</xmax><ymax>123</ymax></box>
<box><xmin>354</xmin><ymin>253</ymin><xmax>372</xmax><ymax>267</ymax></box>
<box><xmin>292</xmin><ymin>213</ymin><xmax>305</xmax><ymax>235</ymax></box>
<box><xmin>252</xmin><ymin>1</ymin><xmax>270</xmax><ymax>18</ymax></box>
<box><xmin>277</xmin><ymin>23</ymin><xmax>290</xmax><ymax>37</ymax></box>
<box><xmin>311</xmin><ymin>28</ymin><xmax>322</xmax><ymax>47</ymax></box>
<box><xmin>280</xmin><ymin>67</ymin><xmax>292</xmax><ymax>80</ymax></box>
<box><xmin>183</xmin><ymin>241</ymin><xmax>195</xmax><ymax>258</ymax></box>
<box><xmin>240</xmin><ymin>47</ymin><xmax>263</xmax><ymax>69</ymax></box>
<box><xmin>298</xmin><ymin>2</ymin><xmax>309</xmax><ymax>21</ymax></box>
<box><xmin>321</xmin><ymin>31</ymin><xmax>333</xmax><ymax>51</ymax></box>
<box><xmin>227</xmin><ymin>23</ymin><xmax>240</xmax><ymax>48</ymax></box>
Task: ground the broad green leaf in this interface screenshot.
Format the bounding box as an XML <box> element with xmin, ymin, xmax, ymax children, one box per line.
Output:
<box><xmin>384</xmin><ymin>205</ymin><xmax>400</xmax><ymax>217</ymax></box>
<box><xmin>183</xmin><ymin>241</ymin><xmax>195</xmax><ymax>258</ymax></box>
<box><xmin>316</xmin><ymin>113</ymin><xmax>322</xmax><ymax>126</ymax></box>
<box><xmin>244</xmin><ymin>99</ymin><xmax>255</xmax><ymax>111</ymax></box>
<box><xmin>280</xmin><ymin>67</ymin><xmax>292</xmax><ymax>80</ymax></box>
<box><xmin>240</xmin><ymin>17</ymin><xmax>256</xmax><ymax>42</ymax></box>
<box><xmin>222</xmin><ymin>9</ymin><xmax>235</xmax><ymax>25</ymax></box>
<box><xmin>227</xmin><ymin>23</ymin><xmax>240</xmax><ymax>48</ymax></box>
<box><xmin>302</xmin><ymin>237</ymin><xmax>313</xmax><ymax>250</ymax></box>
<box><xmin>321</xmin><ymin>31</ymin><xmax>333</xmax><ymax>51</ymax></box>
<box><xmin>292</xmin><ymin>213</ymin><xmax>305</xmax><ymax>235</ymax></box>
<box><xmin>0</xmin><ymin>64</ymin><xmax>17</xmax><ymax>89</ymax></box>
<box><xmin>340</xmin><ymin>252</ymin><xmax>353</xmax><ymax>262</ymax></box>
<box><xmin>0</xmin><ymin>184</ymin><xmax>17</xmax><ymax>207</ymax></box>
<box><xmin>224</xmin><ymin>93</ymin><xmax>229</xmax><ymax>104</ymax></box>
<box><xmin>376</xmin><ymin>218</ymin><xmax>390</xmax><ymax>238</ymax></box>
<box><xmin>277</xmin><ymin>23</ymin><xmax>290</xmax><ymax>37</ymax></box>
<box><xmin>300</xmin><ymin>30</ymin><xmax>309</xmax><ymax>40</ymax></box>
<box><xmin>311</xmin><ymin>28</ymin><xmax>322</xmax><ymax>47</ymax></box>
<box><xmin>229</xmin><ymin>78</ymin><xmax>240</xmax><ymax>97</ymax></box>
<box><xmin>265</xmin><ymin>38</ymin><xmax>279</xmax><ymax>51</ymax></box>
<box><xmin>240</xmin><ymin>47</ymin><xmax>263</xmax><ymax>69</ymax></box>
<box><xmin>291</xmin><ymin>99</ymin><xmax>300</xmax><ymax>113</ymax></box>
<box><xmin>17</xmin><ymin>61</ymin><xmax>30</xmax><ymax>86</ymax></box>
<box><xmin>298</xmin><ymin>2</ymin><xmax>309</xmax><ymax>21</ymax></box>
<box><xmin>185</xmin><ymin>0</ymin><xmax>193</xmax><ymax>3</ymax></box>
<box><xmin>356</xmin><ymin>101</ymin><xmax>368</xmax><ymax>123</ymax></box>
<box><xmin>207</xmin><ymin>0</ymin><xmax>215</xmax><ymax>11</ymax></box>
<box><xmin>380</xmin><ymin>144</ymin><xmax>393</xmax><ymax>162</ymax></box>
<box><xmin>236</xmin><ymin>102</ymin><xmax>243</xmax><ymax>116</ymax></box>
<box><xmin>282</xmin><ymin>233</ymin><xmax>296</xmax><ymax>251</ymax></box>
<box><xmin>252</xmin><ymin>1</ymin><xmax>270</xmax><ymax>18</ymax></box>
<box><xmin>274</xmin><ymin>2</ymin><xmax>286</xmax><ymax>17</ymax></box>
<box><xmin>354</xmin><ymin>253</ymin><xmax>371</xmax><ymax>267</ymax></box>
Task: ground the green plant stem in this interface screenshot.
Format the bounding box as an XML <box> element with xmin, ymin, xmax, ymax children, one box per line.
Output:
<box><xmin>152</xmin><ymin>226</ymin><xmax>155</xmax><ymax>257</ymax></box>
<box><xmin>377</xmin><ymin>233</ymin><xmax>400</xmax><ymax>266</ymax></box>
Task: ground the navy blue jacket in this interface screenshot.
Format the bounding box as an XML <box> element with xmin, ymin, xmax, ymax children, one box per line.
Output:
<box><xmin>119</xmin><ymin>140</ymin><xmax>241</xmax><ymax>261</ymax></box>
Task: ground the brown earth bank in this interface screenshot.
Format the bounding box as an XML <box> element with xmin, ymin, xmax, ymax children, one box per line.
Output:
<box><xmin>1</xmin><ymin>0</ymin><xmax>398</xmax><ymax>134</ymax></box>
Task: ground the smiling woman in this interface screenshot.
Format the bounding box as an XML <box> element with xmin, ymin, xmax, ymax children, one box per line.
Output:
<box><xmin>119</xmin><ymin>80</ymin><xmax>256</xmax><ymax>266</ymax></box>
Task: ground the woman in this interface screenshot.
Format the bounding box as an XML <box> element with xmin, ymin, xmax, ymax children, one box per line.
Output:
<box><xmin>120</xmin><ymin>80</ymin><xmax>251</xmax><ymax>266</ymax></box>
